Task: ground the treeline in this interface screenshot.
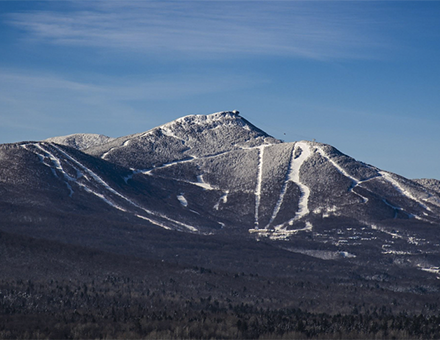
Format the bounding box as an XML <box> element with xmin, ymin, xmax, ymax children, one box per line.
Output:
<box><xmin>1</xmin><ymin>277</ymin><xmax>440</xmax><ymax>339</ymax></box>
<box><xmin>2</xmin><ymin>301</ymin><xmax>440</xmax><ymax>339</ymax></box>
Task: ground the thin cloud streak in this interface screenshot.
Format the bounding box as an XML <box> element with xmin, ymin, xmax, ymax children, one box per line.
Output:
<box><xmin>0</xmin><ymin>70</ymin><xmax>261</xmax><ymax>101</ymax></box>
<box><xmin>8</xmin><ymin>2</ymin><xmax>390</xmax><ymax>60</ymax></box>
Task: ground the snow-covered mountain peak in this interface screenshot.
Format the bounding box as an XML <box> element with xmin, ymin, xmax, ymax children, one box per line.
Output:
<box><xmin>85</xmin><ymin>111</ymin><xmax>280</xmax><ymax>169</ymax></box>
<box><xmin>149</xmin><ymin>110</ymin><xmax>268</xmax><ymax>139</ymax></box>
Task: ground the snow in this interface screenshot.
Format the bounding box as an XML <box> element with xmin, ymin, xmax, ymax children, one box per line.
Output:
<box><xmin>254</xmin><ymin>145</ymin><xmax>266</xmax><ymax>228</ymax></box>
<box><xmin>102</xmin><ymin>147</ymin><xmax>116</xmax><ymax>160</ymax></box>
<box><xmin>339</xmin><ymin>251</ymin><xmax>356</xmax><ymax>258</ymax></box>
<box><xmin>140</xmin><ymin>157</ymin><xmax>197</xmax><ymax>176</ymax></box>
<box><xmin>80</xmin><ymin>185</ymin><xmax>127</xmax><ymax>212</ymax></box>
<box><xmin>98</xmin><ymin>111</ymin><xmax>261</xmax><ymax>160</ymax></box>
<box><xmin>161</xmin><ymin>125</ymin><xmax>186</xmax><ymax>142</ymax></box>
<box><xmin>135</xmin><ymin>214</ymin><xmax>171</xmax><ymax>230</ymax></box>
<box><xmin>177</xmin><ymin>194</ymin><xmax>188</xmax><ymax>207</ymax></box>
<box><xmin>322</xmin><ymin>206</ymin><xmax>339</xmax><ymax>218</ymax></box>
<box><xmin>281</xmin><ymin>247</ymin><xmax>356</xmax><ymax>260</ymax></box>
<box><xmin>250</xmin><ymin>221</ymin><xmax>313</xmax><ymax>241</ymax></box>
<box><xmin>417</xmin><ymin>265</ymin><xmax>440</xmax><ymax>275</ymax></box>
<box><xmin>45</xmin><ymin>133</ymin><xmax>114</xmax><ymax>150</ymax></box>
<box><xmin>214</xmin><ymin>190</ymin><xmax>229</xmax><ymax>210</ymax></box>
<box><xmin>382</xmin><ymin>249</ymin><xmax>413</xmax><ymax>255</ymax></box>
<box><xmin>285</xmin><ymin>142</ymin><xmax>312</xmax><ymax>223</ymax></box>
<box><xmin>195</xmin><ymin>174</ymin><xmax>216</xmax><ymax>190</ymax></box>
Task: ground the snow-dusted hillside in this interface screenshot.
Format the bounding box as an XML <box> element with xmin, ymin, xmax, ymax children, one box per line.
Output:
<box><xmin>83</xmin><ymin>111</ymin><xmax>440</xmax><ymax>235</ymax></box>
<box><xmin>45</xmin><ymin>133</ymin><xmax>115</xmax><ymax>150</ymax></box>
<box><xmin>2</xmin><ymin>110</ymin><xmax>440</xmax><ymax>279</ymax></box>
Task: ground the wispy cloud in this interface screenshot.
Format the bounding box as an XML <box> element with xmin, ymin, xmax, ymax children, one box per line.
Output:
<box><xmin>0</xmin><ymin>70</ymin><xmax>260</xmax><ymax>102</ymax></box>
<box><xmin>7</xmin><ymin>1</ymin><xmax>390</xmax><ymax>60</ymax></box>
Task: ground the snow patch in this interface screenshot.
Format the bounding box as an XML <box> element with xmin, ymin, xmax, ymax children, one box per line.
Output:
<box><xmin>323</xmin><ymin>206</ymin><xmax>339</xmax><ymax>218</ymax></box>
<box><xmin>214</xmin><ymin>190</ymin><xmax>229</xmax><ymax>210</ymax></box>
<box><xmin>177</xmin><ymin>194</ymin><xmax>188</xmax><ymax>207</ymax></box>
<box><xmin>417</xmin><ymin>265</ymin><xmax>440</xmax><ymax>277</ymax></box>
<box><xmin>281</xmin><ymin>248</ymin><xmax>356</xmax><ymax>260</ymax></box>
<box><xmin>195</xmin><ymin>174</ymin><xmax>216</xmax><ymax>190</ymax></box>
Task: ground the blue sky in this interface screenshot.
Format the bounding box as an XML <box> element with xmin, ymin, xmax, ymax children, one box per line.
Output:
<box><xmin>0</xmin><ymin>1</ymin><xmax>439</xmax><ymax>179</ymax></box>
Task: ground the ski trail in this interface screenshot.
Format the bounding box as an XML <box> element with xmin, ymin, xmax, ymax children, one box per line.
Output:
<box><xmin>102</xmin><ymin>146</ymin><xmax>117</xmax><ymax>159</ymax></box>
<box><xmin>281</xmin><ymin>141</ymin><xmax>312</xmax><ymax>226</ymax></box>
<box><xmin>379</xmin><ymin>171</ymin><xmax>431</xmax><ymax>212</ymax></box>
<box><xmin>265</xmin><ymin>144</ymin><xmax>295</xmax><ymax>227</ymax></box>
<box><xmin>26</xmin><ymin>143</ymin><xmax>77</xmax><ymax>196</ymax></box>
<box><xmin>161</xmin><ymin>125</ymin><xmax>186</xmax><ymax>143</ymax></box>
<box><xmin>254</xmin><ymin>145</ymin><xmax>266</xmax><ymax>228</ymax></box>
<box><xmin>48</xmin><ymin>143</ymin><xmax>198</xmax><ymax>232</ymax></box>
<box><xmin>195</xmin><ymin>174</ymin><xmax>216</xmax><ymax>190</ymax></box>
<box><xmin>139</xmin><ymin>157</ymin><xmax>197</xmax><ymax>176</ymax></box>
<box><xmin>135</xmin><ymin>214</ymin><xmax>172</xmax><ymax>230</ymax></box>
<box><xmin>79</xmin><ymin>184</ymin><xmax>128</xmax><ymax>212</ymax></box>
<box><xmin>141</xmin><ymin>173</ymin><xmax>219</xmax><ymax>191</ymax></box>
<box><xmin>316</xmin><ymin>146</ymin><xmax>369</xmax><ymax>204</ymax></box>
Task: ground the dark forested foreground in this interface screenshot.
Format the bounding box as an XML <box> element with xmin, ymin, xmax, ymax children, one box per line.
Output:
<box><xmin>2</xmin><ymin>230</ymin><xmax>440</xmax><ymax>339</ymax></box>
<box><xmin>2</xmin><ymin>276</ymin><xmax>440</xmax><ymax>339</ymax></box>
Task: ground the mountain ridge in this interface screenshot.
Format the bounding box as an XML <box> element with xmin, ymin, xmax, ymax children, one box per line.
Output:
<box><xmin>45</xmin><ymin>133</ymin><xmax>115</xmax><ymax>150</ymax></box>
<box><xmin>1</xmin><ymin>110</ymin><xmax>440</xmax><ymax>281</ymax></box>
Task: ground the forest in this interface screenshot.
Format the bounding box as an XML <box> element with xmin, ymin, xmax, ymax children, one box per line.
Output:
<box><xmin>2</xmin><ymin>274</ymin><xmax>440</xmax><ymax>339</ymax></box>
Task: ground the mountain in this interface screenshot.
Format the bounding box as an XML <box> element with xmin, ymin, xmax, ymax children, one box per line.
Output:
<box><xmin>2</xmin><ymin>111</ymin><xmax>440</xmax><ymax>338</ymax></box>
<box><xmin>2</xmin><ymin>111</ymin><xmax>440</xmax><ymax>265</ymax></box>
